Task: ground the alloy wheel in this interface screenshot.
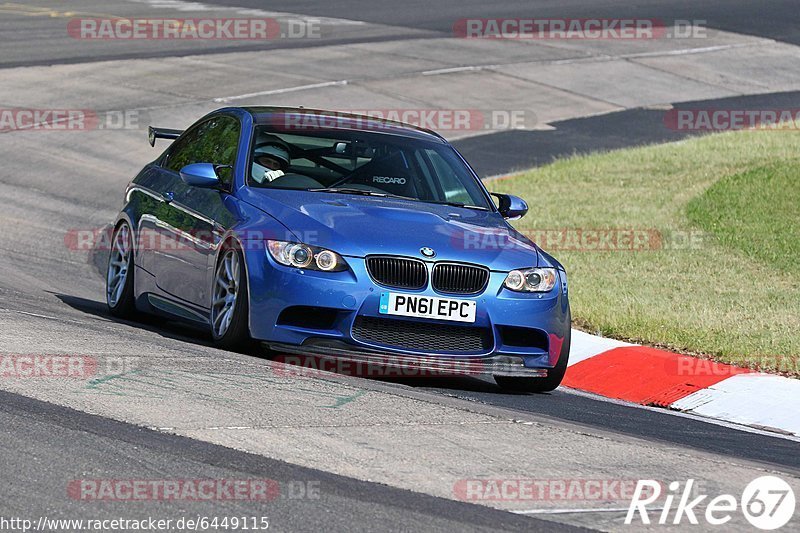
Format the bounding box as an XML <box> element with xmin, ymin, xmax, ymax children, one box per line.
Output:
<box><xmin>211</xmin><ymin>249</ymin><xmax>240</xmax><ymax>337</ymax></box>
<box><xmin>107</xmin><ymin>224</ymin><xmax>131</xmax><ymax>307</ymax></box>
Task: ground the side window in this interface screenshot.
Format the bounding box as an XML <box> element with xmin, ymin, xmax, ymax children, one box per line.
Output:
<box><xmin>165</xmin><ymin>116</ymin><xmax>240</xmax><ymax>186</ymax></box>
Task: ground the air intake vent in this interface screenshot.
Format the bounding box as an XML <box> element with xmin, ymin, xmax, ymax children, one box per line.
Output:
<box><xmin>352</xmin><ymin>316</ymin><xmax>492</xmax><ymax>353</ymax></box>
<box><xmin>432</xmin><ymin>262</ymin><xmax>489</xmax><ymax>294</ymax></box>
<box><xmin>366</xmin><ymin>256</ymin><xmax>427</xmax><ymax>289</ymax></box>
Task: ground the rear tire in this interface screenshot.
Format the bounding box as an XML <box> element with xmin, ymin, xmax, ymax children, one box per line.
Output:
<box><xmin>106</xmin><ymin>222</ymin><xmax>137</xmax><ymax>319</ymax></box>
<box><xmin>495</xmin><ymin>316</ymin><xmax>571</xmax><ymax>393</ymax></box>
<box><xmin>210</xmin><ymin>245</ymin><xmax>252</xmax><ymax>351</ymax></box>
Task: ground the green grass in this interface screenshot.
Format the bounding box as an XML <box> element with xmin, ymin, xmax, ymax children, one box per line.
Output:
<box><xmin>687</xmin><ymin>163</ymin><xmax>800</xmax><ymax>276</ymax></box>
<box><xmin>490</xmin><ymin>130</ymin><xmax>800</xmax><ymax>372</ymax></box>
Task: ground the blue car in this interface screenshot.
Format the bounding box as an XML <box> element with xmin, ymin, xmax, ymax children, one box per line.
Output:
<box><xmin>106</xmin><ymin>107</ymin><xmax>571</xmax><ymax>392</ymax></box>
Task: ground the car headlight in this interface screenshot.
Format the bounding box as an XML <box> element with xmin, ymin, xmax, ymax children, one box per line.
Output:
<box><xmin>503</xmin><ymin>268</ymin><xmax>558</xmax><ymax>292</ymax></box>
<box><xmin>266</xmin><ymin>240</ymin><xmax>347</xmax><ymax>272</ymax></box>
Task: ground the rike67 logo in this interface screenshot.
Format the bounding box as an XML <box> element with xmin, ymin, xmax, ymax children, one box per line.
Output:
<box><xmin>626</xmin><ymin>476</ymin><xmax>795</xmax><ymax>530</ymax></box>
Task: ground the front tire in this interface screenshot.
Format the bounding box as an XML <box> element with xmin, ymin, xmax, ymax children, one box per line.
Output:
<box><xmin>106</xmin><ymin>222</ymin><xmax>137</xmax><ymax>319</ymax></box>
<box><xmin>495</xmin><ymin>318</ymin><xmax>571</xmax><ymax>393</ymax></box>
<box><xmin>210</xmin><ymin>246</ymin><xmax>252</xmax><ymax>351</ymax></box>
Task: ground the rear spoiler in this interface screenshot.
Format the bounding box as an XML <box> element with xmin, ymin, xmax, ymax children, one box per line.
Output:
<box><xmin>148</xmin><ymin>126</ymin><xmax>183</xmax><ymax>147</ymax></box>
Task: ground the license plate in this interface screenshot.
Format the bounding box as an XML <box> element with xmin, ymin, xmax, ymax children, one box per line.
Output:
<box><xmin>379</xmin><ymin>292</ymin><xmax>476</xmax><ymax>323</ymax></box>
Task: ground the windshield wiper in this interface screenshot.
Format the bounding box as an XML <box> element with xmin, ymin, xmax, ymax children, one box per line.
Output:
<box><xmin>307</xmin><ymin>187</ymin><xmax>418</xmax><ymax>201</ymax></box>
<box><xmin>307</xmin><ymin>188</ymin><xmax>486</xmax><ymax>209</ymax></box>
<box><xmin>431</xmin><ymin>201</ymin><xmax>489</xmax><ymax>210</ymax></box>
<box><xmin>308</xmin><ymin>187</ymin><xmax>385</xmax><ymax>196</ymax></box>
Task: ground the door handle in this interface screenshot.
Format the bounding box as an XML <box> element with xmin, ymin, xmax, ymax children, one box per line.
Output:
<box><xmin>162</xmin><ymin>191</ymin><xmax>175</xmax><ymax>203</ymax></box>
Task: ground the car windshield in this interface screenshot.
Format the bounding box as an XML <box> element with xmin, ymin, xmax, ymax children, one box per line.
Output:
<box><xmin>247</xmin><ymin>125</ymin><xmax>491</xmax><ymax>209</ymax></box>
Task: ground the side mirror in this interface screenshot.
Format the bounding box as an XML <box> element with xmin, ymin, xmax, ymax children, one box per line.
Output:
<box><xmin>179</xmin><ymin>163</ymin><xmax>221</xmax><ymax>188</ymax></box>
<box><xmin>492</xmin><ymin>193</ymin><xmax>528</xmax><ymax>220</ymax></box>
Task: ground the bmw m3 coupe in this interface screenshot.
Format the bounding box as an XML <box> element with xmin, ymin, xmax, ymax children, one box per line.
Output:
<box><xmin>106</xmin><ymin>107</ymin><xmax>571</xmax><ymax>391</ymax></box>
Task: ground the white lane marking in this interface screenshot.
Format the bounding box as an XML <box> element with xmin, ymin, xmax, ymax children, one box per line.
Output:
<box><xmin>549</xmin><ymin>41</ymin><xmax>774</xmax><ymax>65</ymax></box>
<box><xmin>422</xmin><ymin>65</ymin><xmax>485</xmax><ymax>76</ymax></box>
<box><xmin>0</xmin><ymin>308</ymin><xmax>116</xmax><ymax>327</ymax></box>
<box><xmin>623</xmin><ymin>41</ymin><xmax>774</xmax><ymax>59</ymax></box>
<box><xmin>214</xmin><ymin>79</ymin><xmax>348</xmax><ymax>103</ymax></box>
<box><xmin>213</xmin><ymin>33</ymin><xmax>777</xmax><ymax>103</ymax></box>
<box><xmin>512</xmin><ymin>506</ymin><xmax>664</xmax><ymax>515</ymax></box>
<box><xmin>8</xmin><ymin>309</ymin><xmax>60</xmax><ymax>320</ymax></box>
<box><xmin>127</xmin><ymin>0</ymin><xmax>366</xmax><ymax>25</ymax></box>
<box><xmin>423</xmin><ymin>42</ymin><xmax>771</xmax><ymax>74</ymax></box>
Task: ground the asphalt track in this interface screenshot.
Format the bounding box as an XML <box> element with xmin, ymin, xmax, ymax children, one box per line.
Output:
<box><xmin>206</xmin><ymin>0</ymin><xmax>800</xmax><ymax>45</ymax></box>
<box><xmin>0</xmin><ymin>388</ymin><xmax>571</xmax><ymax>533</ymax></box>
<box><xmin>32</xmin><ymin>291</ymin><xmax>800</xmax><ymax>473</ymax></box>
<box><xmin>3</xmin><ymin>0</ymin><xmax>796</xmax><ymax>67</ymax></box>
<box><xmin>1</xmin><ymin>1</ymin><xmax>799</xmax><ymax>531</ymax></box>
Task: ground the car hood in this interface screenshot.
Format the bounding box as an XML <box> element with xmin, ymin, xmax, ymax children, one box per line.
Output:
<box><xmin>240</xmin><ymin>188</ymin><xmax>547</xmax><ymax>271</ymax></box>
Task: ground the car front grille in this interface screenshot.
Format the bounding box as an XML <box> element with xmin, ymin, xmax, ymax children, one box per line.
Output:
<box><xmin>352</xmin><ymin>315</ymin><xmax>492</xmax><ymax>353</ymax></box>
<box><xmin>432</xmin><ymin>263</ymin><xmax>490</xmax><ymax>294</ymax></box>
<box><xmin>366</xmin><ymin>256</ymin><xmax>427</xmax><ymax>289</ymax></box>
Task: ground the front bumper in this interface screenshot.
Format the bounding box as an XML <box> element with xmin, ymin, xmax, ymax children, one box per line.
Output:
<box><xmin>243</xmin><ymin>244</ymin><xmax>570</xmax><ymax>370</ymax></box>
<box><xmin>267</xmin><ymin>339</ymin><xmax>549</xmax><ymax>378</ymax></box>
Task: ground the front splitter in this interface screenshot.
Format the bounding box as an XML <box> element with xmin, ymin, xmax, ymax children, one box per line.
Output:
<box><xmin>265</xmin><ymin>339</ymin><xmax>548</xmax><ymax>378</ymax></box>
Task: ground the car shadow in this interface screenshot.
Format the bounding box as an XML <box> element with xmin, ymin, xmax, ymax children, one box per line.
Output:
<box><xmin>51</xmin><ymin>292</ymin><xmax>222</xmax><ymax>349</ymax></box>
